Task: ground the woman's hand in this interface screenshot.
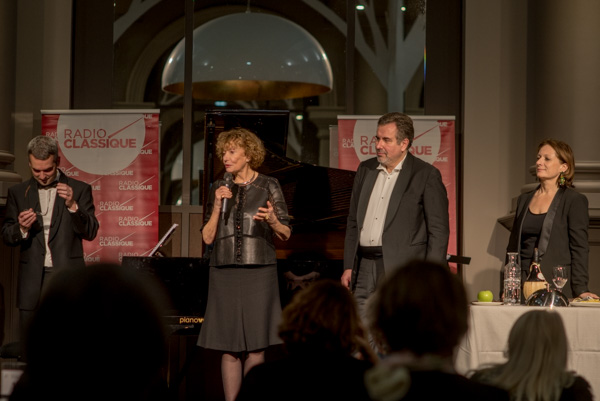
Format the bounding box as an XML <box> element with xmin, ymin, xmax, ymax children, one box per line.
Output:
<box><xmin>254</xmin><ymin>201</ymin><xmax>291</xmax><ymax>241</ymax></box>
<box><xmin>577</xmin><ymin>291</ymin><xmax>600</xmax><ymax>300</ymax></box>
<box><xmin>254</xmin><ymin>200</ymin><xmax>276</xmax><ymax>223</ymax></box>
<box><xmin>214</xmin><ymin>184</ymin><xmax>233</xmax><ymax>209</ymax></box>
<box><xmin>202</xmin><ymin>182</ymin><xmax>233</xmax><ymax>245</ymax></box>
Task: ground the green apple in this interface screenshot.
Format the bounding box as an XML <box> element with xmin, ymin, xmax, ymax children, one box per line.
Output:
<box><xmin>477</xmin><ymin>290</ymin><xmax>494</xmax><ymax>302</ymax></box>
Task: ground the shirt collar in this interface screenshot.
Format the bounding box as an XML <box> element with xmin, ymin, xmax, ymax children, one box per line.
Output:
<box><xmin>377</xmin><ymin>154</ymin><xmax>406</xmax><ymax>174</ymax></box>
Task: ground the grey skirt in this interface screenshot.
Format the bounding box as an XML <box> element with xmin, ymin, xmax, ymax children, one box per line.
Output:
<box><xmin>197</xmin><ymin>264</ymin><xmax>283</xmax><ymax>352</ymax></box>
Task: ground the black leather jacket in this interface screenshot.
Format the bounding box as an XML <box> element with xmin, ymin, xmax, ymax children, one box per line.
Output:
<box><xmin>204</xmin><ymin>174</ymin><xmax>290</xmax><ymax>266</ymax></box>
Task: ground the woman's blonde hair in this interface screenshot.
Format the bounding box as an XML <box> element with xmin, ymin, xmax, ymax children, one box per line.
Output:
<box><xmin>215</xmin><ymin>127</ymin><xmax>265</xmax><ymax>169</ymax></box>
<box><xmin>476</xmin><ymin>310</ymin><xmax>575</xmax><ymax>401</ymax></box>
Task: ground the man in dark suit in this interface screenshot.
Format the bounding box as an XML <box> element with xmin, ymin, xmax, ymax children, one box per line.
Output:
<box><xmin>341</xmin><ymin>112</ymin><xmax>449</xmax><ymax>320</ymax></box>
<box><xmin>1</xmin><ymin>135</ymin><xmax>99</xmax><ymax>349</ymax></box>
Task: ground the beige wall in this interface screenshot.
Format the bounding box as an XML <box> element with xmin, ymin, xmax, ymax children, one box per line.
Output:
<box><xmin>13</xmin><ymin>0</ymin><xmax>72</xmax><ymax>180</ymax></box>
<box><xmin>462</xmin><ymin>0</ymin><xmax>529</xmax><ymax>300</ymax></box>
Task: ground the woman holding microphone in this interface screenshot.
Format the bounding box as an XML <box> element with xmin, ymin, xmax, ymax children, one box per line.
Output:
<box><xmin>198</xmin><ymin>127</ymin><xmax>291</xmax><ymax>401</ymax></box>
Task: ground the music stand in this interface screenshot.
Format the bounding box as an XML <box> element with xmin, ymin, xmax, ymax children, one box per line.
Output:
<box><xmin>149</xmin><ymin>223</ymin><xmax>178</xmax><ymax>257</ymax></box>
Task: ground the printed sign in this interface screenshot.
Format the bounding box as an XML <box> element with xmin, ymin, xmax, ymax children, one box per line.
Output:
<box><xmin>42</xmin><ymin>110</ymin><xmax>160</xmax><ymax>263</ymax></box>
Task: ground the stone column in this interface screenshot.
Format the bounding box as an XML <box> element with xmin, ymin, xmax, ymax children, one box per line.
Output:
<box><xmin>0</xmin><ymin>0</ymin><xmax>22</xmax><ymax>205</ymax></box>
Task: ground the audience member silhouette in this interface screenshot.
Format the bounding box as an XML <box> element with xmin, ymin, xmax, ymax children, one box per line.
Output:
<box><xmin>365</xmin><ymin>260</ymin><xmax>509</xmax><ymax>401</ymax></box>
<box><xmin>237</xmin><ymin>279</ymin><xmax>375</xmax><ymax>401</ymax></box>
<box><xmin>470</xmin><ymin>309</ymin><xmax>593</xmax><ymax>401</ymax></box>
<box><xmin>10</xmin><ymin>263</ymin><xmax>170</xmax><ymax>401</ymax></box>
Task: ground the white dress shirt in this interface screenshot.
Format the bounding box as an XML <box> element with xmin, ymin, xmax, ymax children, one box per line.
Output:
<box><xmin>39</xmin><ymin>185</ymin><xmax>58</xmax><ymax>267</ymax></box>
<box><xmin>359</xmin><ymin>157</ymin><xmax>406</xmax><ymax>247</ymax></box>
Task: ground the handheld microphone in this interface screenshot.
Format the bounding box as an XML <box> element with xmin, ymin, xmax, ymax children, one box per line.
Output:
<box><xmin>221</xmin><ymin>173</ymin><xmax>233</xmax><ymax>220</ymax></box>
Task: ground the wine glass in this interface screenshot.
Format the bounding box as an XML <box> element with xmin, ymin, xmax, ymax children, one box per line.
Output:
<box><xmin>553</xmin><ymin>266</ymin><xmax>568</xmax><ymax>292</ymax></box>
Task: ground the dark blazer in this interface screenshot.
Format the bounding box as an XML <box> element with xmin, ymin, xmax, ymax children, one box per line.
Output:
<box><xmin>1</xmin><ymin>174</ymin><xmax>99</xmax><ymax>310</ymax></box>
<box><xmin>344</xmin><ymin>152</ymin><xmax>450</xmax><ymax>289</ymax></box>
<box><xmin>237</xmin><ymin>351</ymin><xmax>372</xmax><ymax>401</ymax></box>
<box><xmin>471</xmin><ymin>366</ymin><xmax>592</xmax><ymax>401</ymax></box>
<box><xmin>383</xmin><ymin>370</ymin><xmax>510</xmax><ymax>401</ymax></box>
<box><xmin>506</xmin><ymin>187</ymin><xmax>590</xmax><ymax>298</ymax></box>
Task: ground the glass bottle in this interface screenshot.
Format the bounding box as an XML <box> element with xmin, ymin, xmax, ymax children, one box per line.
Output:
<box><xmin>522</xmin><ymin>248</ymin><xmax>547</xmax><ymax>300</ymax></box>
<box><xmin>503</xmin><ymin>252</ymin><xmax>521</xmax><ymax>305</ymax></box>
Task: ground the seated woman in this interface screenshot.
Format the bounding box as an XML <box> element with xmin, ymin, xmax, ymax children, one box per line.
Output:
<box><xmin>366</xmin><ymin>260</ymin><xmax>509</xmax><ymax>401</ymax></box>
<box><xmin>237</xmin><ymin>279</ymin><xmax>376</xmax><ymax>401</ymax></box>
<box><xmin>470</xmin><ymin>310</ymin><xmax>593</xmax><ymax>401</ymax></box>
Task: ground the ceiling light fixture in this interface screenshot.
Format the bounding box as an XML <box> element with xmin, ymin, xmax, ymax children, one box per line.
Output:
<box><xmin>162</xmin><ymin>12</ymin><xmax>333</xmax><ymax>101</ymax></box>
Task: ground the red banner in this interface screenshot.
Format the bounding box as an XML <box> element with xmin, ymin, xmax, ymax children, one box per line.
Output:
<box><xmin>41</xmin><ymin>110</ymin><xmax>160</xmax><ymax>264</ymax></box>
<box><xmin>337</xmin><ymin>115</ymin><xmax>457</xmax><ymax>271</ymax></box>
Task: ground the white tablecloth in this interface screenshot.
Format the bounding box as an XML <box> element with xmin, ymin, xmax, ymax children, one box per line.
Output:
<box><xmin>455</xmin><ymin>304</ymin><xmax>600</xmax><ymax>398</ymax></box>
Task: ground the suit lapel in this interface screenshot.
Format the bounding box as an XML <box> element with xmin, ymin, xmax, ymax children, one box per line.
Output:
<box><xmin>514</xmin><ymin>190</ymin><xmax>536</xmax><ymax>257</ymax></box>
<box><xmin>384</xmin><ymin>153</ymin><xmax>413</xmax><ymax>229</ymax></box>
<box><xmin>48</xmin><ymin>174</ymin><xmax>68</xmax><ymax>244</ymax></box>
<box><xmin>25</xmin><ymin>178</ymin><xmax>46</xmax><ymax>248</ymax></box>
<box><xmin>537</xmin><ymin>187</ymin><xmax>565</xmax><ymax>261</ymax></box>
<box><xmin>26</xmin><ymin>178</ymin><xmax>40</xmax><ymax>214</ymax></box>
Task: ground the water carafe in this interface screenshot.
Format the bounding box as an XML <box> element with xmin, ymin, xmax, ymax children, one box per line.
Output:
<box><xmin>503</xmin><ymin>252</ymin><xmax>521</xmax><ymax>305</ymax></box>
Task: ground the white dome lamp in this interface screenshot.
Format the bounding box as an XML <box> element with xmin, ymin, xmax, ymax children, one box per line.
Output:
<box><xmin>162</xmin><ymin>12</ymin><xmax>333</xmax><ymax>101</ymax></box>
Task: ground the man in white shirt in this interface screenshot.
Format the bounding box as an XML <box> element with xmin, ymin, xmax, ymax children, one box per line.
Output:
<box><xmin>341</xmin><ymin>112</ymin><xmax>449</xmax><ymax>322</ymax></box>
<box><xmin>2</xmin><ymin>136</ymin><xmax>99</xmax><ymax>356</ymax></box>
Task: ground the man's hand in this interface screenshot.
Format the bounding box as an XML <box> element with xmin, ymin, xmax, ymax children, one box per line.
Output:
<box><xmin>341</xmin><ymin>269</ymin><xmax>353</xmax><ymax>289</ymax></box>
<box><xmin>57</xmin><ymin>183</ymin><xmax>76</xmax><ymax>210</ymax></box>
<box><xmin>18</xmin><ymin>209</ymin><xmax>37</xmax><ymax>233</ymax></box>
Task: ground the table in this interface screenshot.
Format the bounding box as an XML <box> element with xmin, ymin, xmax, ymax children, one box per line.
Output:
<box><xmin>455</xmin><ymin>304</ymin><xmax>600</xmax><ymax>397</ymax></box>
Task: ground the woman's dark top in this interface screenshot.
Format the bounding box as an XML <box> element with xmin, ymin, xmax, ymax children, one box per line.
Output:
<box><xmin>560</xmin><ymin>376</ymin><xmax>595</xmax><ymax>401</ymax></box>
<box><xmin>205</xmin><ymin>173</ymin><xmax>290</xmax><ymax>266</ymax></box>
<box><xmin>519</xmin><ymin>211</ymin><xmax>546</xmax><ymax>275</ymax></box>
<box><xmin>237</xmin><ymin>351</ymin><xmax>372</xmax><ymax>401</ymax></box>
<box><xmin>364</xmin><ymin>360</ymin><xmax>509</xmax><ymax>401</ymax></box>
<box><xmin>397</xmin><ymin>370</ymin><xmax>509</xmax><ymax>401</ymax></box>
<box><xmin>471</xmin><ymin>367</ymin><xmax>593</xmax><ymax>401</ymax></box>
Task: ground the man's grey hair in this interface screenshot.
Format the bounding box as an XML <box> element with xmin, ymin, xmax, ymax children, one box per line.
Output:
<box><xmin>28</xmin><ymin>136</ymin><xmax>59</xmax><ymax>162</ymax></box>
<box><xmin>377</xmin><ymin>112</ymin><xmax>415</xmax><ymax>148</ymax></box>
